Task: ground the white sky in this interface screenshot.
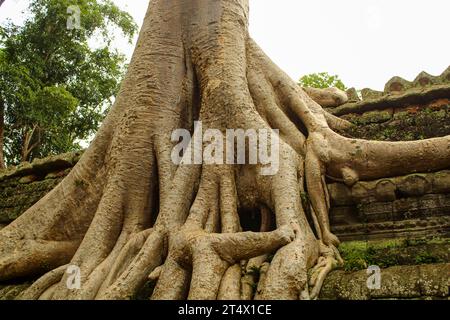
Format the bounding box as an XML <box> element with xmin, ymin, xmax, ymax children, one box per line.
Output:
<box><xmin>1</xmin><ymin>0</ymin><xmax>449</xmax><ymax>90</ymax></box>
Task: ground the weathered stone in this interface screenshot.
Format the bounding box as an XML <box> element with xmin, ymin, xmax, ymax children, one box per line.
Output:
<box><xmin>370</xmin><ymin>265</ymin><xmax>422</xmax><ymax>299</ymax></box>
<box><xmin>327</xmin><ymin>167</ymin><xmax>450</xmax><ymax>241</ymax></box>
<box><xmin>329</xmin><ymin>65</ymin><xmax>450</xmax><ymax>120</ymax></box>
<box><xmin>351</xmin><ymin>183</ymin><xmax>371</xmax><ymax>204</ymax></box>
<box><xmin>413</xmin><ymin>71</ymin><xmax>438</xmax><ymax>88</ymax></box>
<box><xmin>360</xmin><ymin>88</ymin><xmax>383</xmax><ymax>100</ymax></box>
<box><xmin>0</xmin><ymin>177</ymin><xmax>63</xmax><ymax>223</ymax></box>
<box><xmin>320</xmin><ymin>263</ymin><xmax>450</xmax><ymax>300</ymax></box>
<box><xmin>0</xmin><ymin>162</ymin><xmax>33</xmax><ymax>182</ymax></box>
<box><xmin>397</xmin><ymin>175</ymin><xmax>431</xmax><ymax>197</ymax></box>
<box><xmin>384</xmin><ymin>76</ymin><xmax>412</xmax><ymax>94</ymax></box>
<box><xmin>320</xmin><ymin>268</ymin><xmax>370</xmax><ymax>299</ymax></box>
<box><xmin>332</xmin><ymin>213</ymin><xmax>450</xmax><ymax>242</ymax></box>
<box><xmin>341</xmin><ymin>104</ymin><xmax>450</xmax><ymax>142</ymax></box>
<box><xmin>328</xmin><ymin>183</ymin><xmax>353</xmax><ymax>206</ymax></box>
<box><xmin>392</xmin><ymin>197</ymin><xmax>421</xmax><ymax>220</ymax></box>
<box><xmin>0</xmin><ymin>151</ymin><xmax>82</xmax><ymax>183</ymax></box>
<box><xmin>375</xmin><ymin>180</ymin><xmax>397</xmax><ymax>202</ymax></box>
<box><xmin>433</xmin><ymin>171</ymin><xmax>450</xmax><ymax>193</ymax></box>
<box><xmin>45</xmin><ymin>168</ymin><xmax>71</xmax><ymax>179</ymax></box>
<box><xmin>330</xmin><ymin>207</ymin><xmax>360</xmax><ymax>226</ymax></box>
<box><xmin>339</xmin><ymin>240</ymin><xmax>450</xmax><ymax>271</ymax></box>
<box><xmin>356</xmin><ymin>110</ymin><xmax>392</xmax><ymax>125</ymax></box>
<box><xmin>359</xmin><ymin>202</ymin><xmax>393</xmax><ymax>223</ymax></box>
<box><xmin>18</xmin><ymin>175</ymin><xmax>39</xmax><ymax>184</ymax></box>
<box><xmin>440</xmin><ymin>65</ymin><xmax>450</xmax><ymax>83</ymax></box>
<box><xmin>346</xmin><ymin>87</ymin><xmax>360</xmax><ymax>102</ymax></box>
<box><xmin>31</xmin><ymin>151</ymin><xmax>80</xmax><ymax>173</ymax></box>
<box><xmin>418</xmin><ymin>264</ymin><xmax>450</xmax><ymax>297</ymax></box>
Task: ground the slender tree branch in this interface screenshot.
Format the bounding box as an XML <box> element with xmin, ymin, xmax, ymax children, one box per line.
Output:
<box><xmin>21</xmin><ymin>124</ymin><xmax>40</xmax><ymax>162</ymax></box>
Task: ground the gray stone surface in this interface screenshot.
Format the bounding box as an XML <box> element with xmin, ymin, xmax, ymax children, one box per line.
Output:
<box><xmin>320</xmin><ymin>263</ymin><xmax>450</xmax><ymax>300</ymax></box>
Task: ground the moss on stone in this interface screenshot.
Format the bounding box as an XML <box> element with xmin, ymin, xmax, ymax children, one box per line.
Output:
<box><xmin>320</xmin><ymin>263</ymin><xmax>449</xmax><ymax>300</ymax></box>
<box><xmin>0</xmin><ymin>151</ymin><xmax>83</xmax><ymax>183</ymax></box>
<box><xmin>341</xmin><ymin>104</ymin><xmax>450</xmax><ymax>141</ymax></box>
<box><xmin>339</xmin><ymin>238</ymin><xmax>450</xmax><ymax>271</ymax></box>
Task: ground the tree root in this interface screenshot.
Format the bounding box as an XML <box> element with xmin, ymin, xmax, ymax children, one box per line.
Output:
<box><xmin>17</xmin><ymin>265</ymin><xmax>68</xmax><ymax>300</ymax></box>
<box><xmin>309</xmin><ymin>243</ymin><xmax>343</xmax><ymax>300</ymax></box>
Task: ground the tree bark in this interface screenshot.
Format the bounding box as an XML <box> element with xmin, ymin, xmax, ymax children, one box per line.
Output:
<box><xmin>0</xmin><ymin>0</ymin><xmax>448</xmax><ymax>300</ymax></box>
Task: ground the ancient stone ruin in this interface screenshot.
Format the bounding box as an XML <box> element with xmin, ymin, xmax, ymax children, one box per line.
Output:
<box><xmin>1</xmin><ymin>67</ymin><xmax>449</xmax><ymax>300</ymax></box>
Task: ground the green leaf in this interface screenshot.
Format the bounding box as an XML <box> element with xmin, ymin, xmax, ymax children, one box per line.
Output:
<box><xmin>1</xmin><ymin>0</ymin><xmax>137</xmax><ymax>164</ymax></box>
<box><xmin>298</xmin><ymin>72</ymin><xmax>347</xmax><ymax>91</ymax></box>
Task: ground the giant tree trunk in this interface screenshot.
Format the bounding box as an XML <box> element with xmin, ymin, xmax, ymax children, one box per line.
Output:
<box><xmin>0</xmin><ymin>0</ymin><xmax>449</xmax><ymax>300</ymax></box>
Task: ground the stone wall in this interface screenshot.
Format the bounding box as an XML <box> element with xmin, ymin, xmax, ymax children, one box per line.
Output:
<box><xmin>328</xmin><ymin>171</ymin><xmax>450</xmax><ymax>241</ymax></box>
<box><xmin>331</xmin><ymin>66</ymin><xmax>450</xmax><ymax>117</ymax></box>
<box><xmin>323</xmin><ymin>66</ymin><xmax>450</xmax><ymax>241</ymax></box>
<box><xmin>333</xmin><ymin>66</ymin><xmax>450</xmax><ymax>141</ymax></box>
<box><xmin>319</xmin><ymin>238</ymin><xmax>450</xmax><ymax>300</ymax></box>
<box><xmin>320</xmin><ymin>263</ymin><xmax>449</xmax><ymax>300</ymax></box>
<box><xmin>0</xmin><ymin>151</ymin><xmax>82</xmax><ymax>227</ymax></box>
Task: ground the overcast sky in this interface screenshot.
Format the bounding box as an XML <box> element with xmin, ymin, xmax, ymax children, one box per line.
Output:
<box><xmin>1</xmin><ymin>0</ymin><xmax>449</xmax><ymax>90</ymax></box>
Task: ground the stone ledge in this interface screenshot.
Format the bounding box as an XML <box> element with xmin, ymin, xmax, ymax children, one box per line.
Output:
<box><xmin>0</xmin><ymin>151</ymin><xmax>82</xmax><ymax>184</ymax></box>
<box><xmin>320</xmin><ymin>263</ymin><xmax>450</xmax><ymax>300</ymax></box>
<box><xmin>328</xmin><ymin>170</ymin><xmax>450</xmax><ymax>206</ymax></box>
<box><xmin>330</xmin><ymin>66</ymin><xmax>450</xmax><ymax>117</ymax></box>
<box><xmin>331</xmin><ymin>85</ymin><xmax>450</xmax><ymax>117</ymax></box>
<box><xmin>332</xmin><ymin>217</ymin><xmax>450</xmax><ymax>242</ymax></box>
<box><xmin>339</xmin><ymin>101</ymin><xmax>450</xmax><ymax>142</ymax></box>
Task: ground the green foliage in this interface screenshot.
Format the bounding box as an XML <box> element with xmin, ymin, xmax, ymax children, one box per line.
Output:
<box><xmin>298</xmin><ymin>72</ymin><xmax>347</xmax><ymax>91</ymax></box>
<box><xmin>0</xmin><ymin>0</ymin><xmax>138</xmax><ymax>164</ymax></box>
<box><xmin>339</xmin><ymin>238</ymin><xmax>449</xmax><ymax>271</ymax></box>
<box><xmin>338</xmin><ymin>241</ymin><xmax>372</xmax><ymax>271</ymax></box>
<box><xmin>339</xmin><ymin>241</ymin><xmax>403</xmax><ymax>271</ymax></box>
<box><xmin>414</xmin><ymin>252</ymin><xmax>443</xmax><ymax>264</ymax></box>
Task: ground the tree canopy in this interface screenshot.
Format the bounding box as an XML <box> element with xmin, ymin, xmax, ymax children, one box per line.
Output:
<box><xmin>299</xmin><ymin>72</ymin><xmax>347</xmax><ymax>91</ymax></box>
<box><xmin>0</xmin><ymin>0</ymin><xmax>138</xmax><ymax>166</ymax></box>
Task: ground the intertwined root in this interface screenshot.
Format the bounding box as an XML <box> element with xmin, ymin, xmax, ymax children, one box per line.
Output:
<box><xmin>309</xmin><ymin>243</ymin><xmax>343</xmax><ymax>299</ymax></box>
<box><xmin>2</xmin><ymin>36</ymin><xmax>349</xmax><ymax>300</ymax></box>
